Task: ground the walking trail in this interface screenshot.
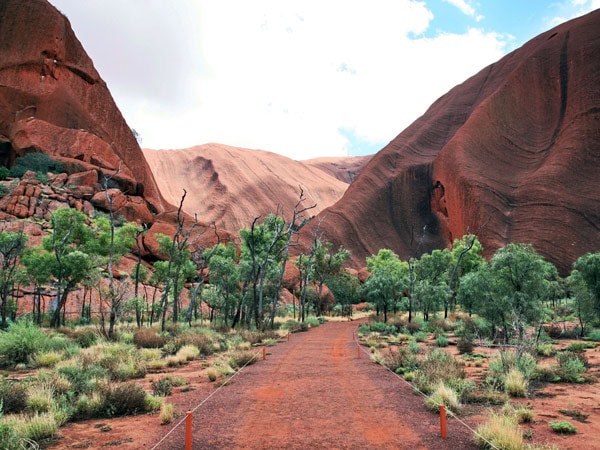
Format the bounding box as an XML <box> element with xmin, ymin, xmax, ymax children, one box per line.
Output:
<box><xmin>158</xmin><ymin>320</ymin><xmax>477</xmax><ymax>449</ymax></box>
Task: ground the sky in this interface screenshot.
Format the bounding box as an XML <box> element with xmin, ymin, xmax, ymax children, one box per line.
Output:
<box><xmin>48</xmin><ymin>0</ymin><xmax>600</xmax><ymax>160</ymax></box>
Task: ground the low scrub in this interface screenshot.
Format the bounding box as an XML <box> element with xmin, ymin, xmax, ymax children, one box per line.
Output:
<box><xmin>103</xmin><ymin>383</ymin><xmax>149</xmax><ymax>417</ymax></box>
<box><xmin>424</xmin><ymin>382</ymin><xmax>460</xmax><ymax>414</ymax></box>
<box><xmin>549</xmin><ymin>420</ymin><xmax>577</xmax><ymax>434</ymax></box>
<box><xmin>0</xmin><ymin>321</ymin><xmax>52</xmax><ymax>367</ymax></box>
<box><xmin>504</xmin><ymin>369</ymin><xmax>528</xmax><ymax>397</ymax></box>
<box><xmin>474</xmin><ymin>412</ymin><xmax>524</xmax><ymax>449</ymax></box>
<box><xmin>160</xmin><ymin>403</ymin><xmax>175</xmax><ymax>425</ymax></box>
<box><xmin>0</xmin><ymin>379</ymin><xmax>27</xmax><ymax>414</ymax></box>
<box><xmin>133</xmin><ymin>328</ymin><xmax>166</xmax><ymax>348</ymax></box>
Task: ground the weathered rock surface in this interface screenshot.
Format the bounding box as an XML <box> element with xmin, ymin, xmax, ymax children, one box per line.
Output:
<box><xmin>0</xmin><ymin>0</ymin><xmax>169</xmax><ymax>223</ymax></box>
<box><xmin>315</xmin><ymin>10</ymin><xmax>600</xmax><ymax>274</ymax></box>
<box><xmin>304</xmin><ymin>155</ymin><xmax>372</xmax><ymax>184</ymax></box>
<box><xmin>143</xmin><ymin>144</ymin><xmax>352</xmax><ymax>235</ymax></box>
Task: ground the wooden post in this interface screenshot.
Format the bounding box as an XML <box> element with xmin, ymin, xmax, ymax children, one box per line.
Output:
<box><xmin>185</xmin><ymin>411</ymin><xmax>193</xmax><ymax>450</ymax></box>
<box><xmin>262</xmin><ymin>347</ymin><xmax>266</xmax><ymax>360</ymax></box>
<box><xmin>440</xmin><ymin>405</ymin><xmax>447</xmax><ymax>439</ymax></box>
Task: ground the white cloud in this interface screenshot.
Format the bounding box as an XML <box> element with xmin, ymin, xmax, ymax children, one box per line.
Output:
<box><xmin>443</xmin><ymin>0</ymin><xmax>484</xmax><ymax>21</ymax></box>
<box><xmin>50</xmin><ymin>0</ymin><xmax>507</xmax><ymax>160</ymax></box>
<box><xmin>547</xmin><ymin>0</ymin><xmax>600</xmax><ymax>27</ymax></box>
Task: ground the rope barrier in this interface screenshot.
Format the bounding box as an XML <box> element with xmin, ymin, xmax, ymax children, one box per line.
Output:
<box><xmin>150</xmin><ymin>347</ymin><xmax>264</xmax><ymax>450</ymax></box>
<box><xmin>354</xmin><ymin>327</ymin><xmax>500</xmax><ymax>450</ymax></box>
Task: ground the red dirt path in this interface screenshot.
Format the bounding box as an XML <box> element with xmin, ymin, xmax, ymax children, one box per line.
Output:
<box><xmin>154</xmin><ymin>321</ymin><xmax>477</xmax><ymax>449</ymax></box>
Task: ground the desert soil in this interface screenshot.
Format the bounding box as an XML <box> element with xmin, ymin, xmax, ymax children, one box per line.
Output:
<box><xmin>50</xmin><ymin>320</ymin><xmax>477</xmax><ymax>449</ymax></box>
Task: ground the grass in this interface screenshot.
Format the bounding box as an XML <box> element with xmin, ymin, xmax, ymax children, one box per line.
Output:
<box><xmin>424</xmin><ymin>382</ymin><xmax>460</xmax><ymax>414</ymax></box>
<box><xmin>504</xmin><ymin>369</ymin><xmax>528</xmax><ymax>397</ymax></box>
<box><xmin>475</xmin><ymin>412</ymin><xmax>524</xmax><ymax>449</ymax></box>
<box><xmin>160</xmin><ymin>403</ymin><xmax>175</xmax><ymax>425</ymax></box>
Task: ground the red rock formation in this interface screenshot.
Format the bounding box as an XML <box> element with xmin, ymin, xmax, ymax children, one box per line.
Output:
<box><xmin>315</xmin><ymin>10</ymin><xmax>600</xmax><ymax>274</ymax></box>
<box><xmin>304</xmin><ymin>155</ymin><xmax>372</xmax><ymax>184</ymax></box>
<box><xmin>0</xmin><ymin>0</ymin><xmax>169</xmax><ymax>222</ymax></box>
<box><xmin>143</xmin><ymin>144</ymin><xmax>350</xmax><ymax>235</ymax></box>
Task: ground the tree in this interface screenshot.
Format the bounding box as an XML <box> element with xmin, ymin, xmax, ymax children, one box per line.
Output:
<box><xmin>463</xmin><ymin>243</ymin><xmax>556</xmax><ymax>343</ymax></box>
<box><xmin>573</xmin><ymin>252</ymin><xmax>600</xmax><ymax>318</ymax></box>
<box><xmin>364</xmin><ymin>249</ymin><xmax>408</xmax><ymax>322</ymax></box>
<box><xmin>0</xmin><ymin>230</ymin><xmax>27</xmax><ymax>328</ymax></box>
<box><xmin>44</xmin><ymin>208</ymin><xmax>95</xmax><ymax>328</ymax></box>
<box><xmin>21</xmin><ymin>246</ymin><xmax>54</xmax><ymax>324</ymax></box>
<box><xmin>568</xmin><ymin>270</ymin><xmax>596</xmax><ymax>337</ymax></box>
<box><xmin>446</xmin><ymin>234</ymin><xmax>484</xmax><ymax>318</ymax></box>
<box><xmin>239</xmin><ymin>214</ymin><xmax>288</xmax><ymax>329</ymax></box>
<box><xmin>310</xmin><ymin>241</ymin><xmax>350</xmax><ymax>316</ymax></box>
<box><xmin>205</xmin><ymin>243</ymin><xmax>240</xmax><ymax>324</ymax></box>
<box><xmin>414</xmin><ymin>279</ymin><xmax>447</xmax><ymax>321</ymax></box>
<box><xmin>327</xmin><ymin>271</ymin><xmax>360</xmax><ymax>317</ymax></box>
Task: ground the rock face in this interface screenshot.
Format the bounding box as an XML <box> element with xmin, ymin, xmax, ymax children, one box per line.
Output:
<box><xmin>315</xmin><ymin>10</ymin><xmax>600</xmax><ymax>274</ymax></box>
<box><xmin>0</xmin><ymin>0</ymin><xmax>168</xmax><ymax>223</ymax></box>
<box><xmin>304</xmin><ymin>155</ymin><xmax>372</xmax><ymax>184</ymax></box>
<box><xmin>143</xmin><ymin>144</ymin><xmax>352</xmax><ymax>235</ymax></box>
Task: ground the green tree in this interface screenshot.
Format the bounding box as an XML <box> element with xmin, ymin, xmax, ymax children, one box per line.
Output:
<box><xmin>573</xmin><ymin>252</ymin><xmax>600</xmax><ymax>317</ymax></box>
<box><xmin>446</xmin><ymin>234</ymin><xmax>484</xmax><ymax>317</ymax></box>
<box><xmin>364</xmin><ymin>249</ymin><xmax>408</xmax><ymax>322</ymax></box>
<box><xmin>0</xmin><ymin>230</ymin><xmax>27</xmax><ymax>328</ymax></box>
<box><xmin>568</xmin><ymin>270</ymin><xmax>596</xmax><ymax>337</ymax></box>
<box><xmin>43</xmin><ymin>208</ymin><xmax>95</xmax><ymax>328</ymax></box>
<box><xmin>310</xmin><ymin>240</ymin><xmax>350</xmax><ymax>317</ymax></box>
<box><xmin>327</xmin><ymin>271</ymin><xmax>360</xmax><ymax>317</ymax></box>
<box><xmin>21</xmin><ymin>246</ymin><xmax>54</xmax><ymax>324</ymax></box>
<box><xmin>206</xmin><ymin>243</ymin><xmax>240</xmax><ymax>324</ymax></box>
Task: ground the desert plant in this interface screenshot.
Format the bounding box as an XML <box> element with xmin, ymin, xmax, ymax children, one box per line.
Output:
<box><xmin>34</xmin><ymin>350</ymin><xmax>64</xmax><ymax>368</ymax></box>
<box><xmin>228</xmin><ymin>350</ymin><xmax>258</xmax><ymax>369</ymax></box>
<box><xmin>381</xmin><ymin>347</ymin><xmax>419</xmax><ymax>373</ymax></box>
<box><xmin>9</xmin><ymin>152</ymin><xmax>64</xmax><ymax>178</ymax></box>
<box><xmin>548</xmin><ymin>420</ymin><xmax>577</xmax><ymax>434</ymax></box>
<box><xmin>160</xmin><ymin>402</ymin><xmax>175</xmax><ymax>425</ymax></box>
<box><xmin>206</xmin><ymin>367</ymin><xmax>219</xmax><ymax>382</ymax></box>
<box><xmin>0</xmin><ymin>321</ymin><xmax>52</xmax><ymax>367</ymax></box>
<box><xmin>435</xmin><ymin>334</ymin><xmax>449</xmax><ymax>347</ymax></box>
<box><xmin>177</xmin><ymin>345</ymin><xmax>200</xmax><ymax>362</ymax></box>
<box><xmin>474</xmin><ymin>412</ymin><xmax>524</xmax><ymax>449</ymax></box>
<box><xmin>504</xmin><ymin>369</ymin><xmax>528</xmax><ymax>397</ymax></box>
<box><xmin>151</xmin><ymin>377</ymin><xmax>174</xmax><ymax>397</ymax></box>
<box><xmin>457</xmin><ymin>338</ymin><xmax>474</xmax><ymax>354</ymax></box>
<box><xmin>0</xmin><ymin>379</ymin><xmax>27</xmax><ymax>413</ymax></box>
<box><xmin>133</xmin><ymin>328</ymin><xmax>166</xmax><ymax>348</ymax></box>
<box><xmin>26</xmin><ymin>382</ymin><xmax>55</xmax><ymax>413</ymax></box>
<box><xmin>536</xmin><ymin>344</ymin><xmax>555</xmax><ymax>357</ymax></box>
<box><xmin>424</xmin><ymin>382</ymin><xmax>460</xmax><ymax>414</ymax></box>
<box><xmin>74</xmin><ymin>392</ymin><xmax>104</xmax><ymax>419</ymax></box>
<box><xmin>565</xmin><ymin>342</ymin><xmax>595</xmax><ymax>353</ymax></box>
<box><xmin>103</xmin><ymin>383</ymin><xmax>148</xmax><ymax>417</ymax></box>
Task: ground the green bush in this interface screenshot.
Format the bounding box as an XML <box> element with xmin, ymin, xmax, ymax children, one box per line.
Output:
<box><xmin>228</xmin><ymin>350</ymin><xmax>258</xmax><ymax>369</ymax></box>
<box><xmin>549</xmin><ymin>420</ymin><xmax>577</xmax><ymax>434</ymax></box>
<box><xmin>0</xmin><ymin>379</ymin><xmax>27</xmax><ymax>413</ymax></box>
<box><xmin>565</xmin><ymin>342</ymin><xmax>595</xmax><ymax>353</ymax></box>
<box><xmin>0</xmin><ymin>185</ymin><xmax>8</xmax><ymax>198</ymax></box>
<box><xmin>9</xmin><ymin>153</ymin><xmax>64</xmax><ymax>178</ymax></box>
<box><xmin>556</xmin><ymin>352</ymin><xmax>587</xmax><ymax>382</ymax></box>
<box><xmin>0</xmin><ymin>321</ymin><xmax>52</xmax><ymax>367</ymax></box>
<box><xmin>381</xmin><ymin>347</ymin><xmax>418</xmax><ymax>373</ymax></box>
<box><xmin>0</xmin><ymin>421</ymin><xmax>23</xmax><ymax>449</ymax></box>
<box><xmin>585</xmin><ymin>329</ymin><xmax>600</xmax><ymax>342</ymax></box>
<box><xmin>456</xmin><ymin>338</ymin><xmax>474</xmax><ymax>354</ymax></box>
<box><xmin>435</xmin><ymin>334</ymin><xmax>449</xmax><ymax>347</ymax></box>
<box><xmin>151</xmin><ymin>377</ymin><xmax>174</xmax><ymax>397</ymax></box>
<box><xmin>103</xmin><ymin>383</ymin><xmax>148</xmax><ymax>417</ymax></box>
<box><xmin>0</xmin><ymin>167</ymin><xmax>9</xmax><ymax>181</ymax></box>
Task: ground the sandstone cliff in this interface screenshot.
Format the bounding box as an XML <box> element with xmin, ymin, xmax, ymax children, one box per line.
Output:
<box><xmin>315</xmin><ymin>10</ymin><xmax>600</xmax><ymax>274</ymax></box>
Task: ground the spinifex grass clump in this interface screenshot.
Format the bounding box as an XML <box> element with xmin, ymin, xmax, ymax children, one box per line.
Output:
<box><xmin>424</xmin><ymin>382</ymin><xmax>460</xmax><ymax>414</ymax></box>
<box><xmin>0</xmin><ymin>321</ymin><xmax>52</xmax><ymax>367</ymax></box>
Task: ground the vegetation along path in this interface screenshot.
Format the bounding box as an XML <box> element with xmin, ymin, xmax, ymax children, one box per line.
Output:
<box><xmin>158</xmin><ymin>321</ymin><xmax>477</xmax><ymax>449</ymax></box>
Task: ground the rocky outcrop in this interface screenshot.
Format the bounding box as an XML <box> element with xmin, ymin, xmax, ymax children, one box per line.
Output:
<box><xmin>143</xmin><ymin>144</ymin><xmax>351</xmax><ymax>235</ymax></box>
<box><xmin>0</xmin><ymin>0</ymin><xmax>169</xmax><ymax>224</ymax></box>
<box><xmin>315</xmin><ymin>10</ymin><xmax>600</xmax><ymax>274</ymax></box>
<box><xmin>304</xmin><ymin>155</ymin><xmax>372</xmax><ymax>184</ymax></box>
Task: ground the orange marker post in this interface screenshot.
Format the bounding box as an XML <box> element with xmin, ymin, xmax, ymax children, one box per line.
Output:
<box><xmin>440</xmin><ymin>404</ymin><xmax>447</xmax><ymax>439</ymax></box>
<box><xmin>262</xmin><ymin>347</ymin><xmax>266</xmax><ymax>360</ymax></box>
<box><xmin>185</xmin><ymin>411</ymin><xmax>193</xmax><ymax>450</ymax></box>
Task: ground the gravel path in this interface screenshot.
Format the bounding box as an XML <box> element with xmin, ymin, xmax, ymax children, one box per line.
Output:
<box><xmin>158</xmin><ymin>321</ymin><xmax>478</xmax><ymax>449</ymax></box>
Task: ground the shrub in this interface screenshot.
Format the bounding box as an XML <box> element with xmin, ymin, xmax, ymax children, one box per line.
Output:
<box><xmin>408</xmin><ymin>339</ymin><xmax>420</xmax><ymax>354</ymax></box>
<box><xmin>34</xmin><ymin>350</ymin><xmax>64</xmax><ymax>368</ymax></box>
<box><xmin>0</xmin><ymin>379</ymin><xmax>27</xmax><ymax>413</ymax></box>
<box><xmin>548</xmin><ymin>420</ymin><xmax>577</xmax><ymax>434</ymax></box>
<box><xmin>0</xmin><ymin>185</ymin><xmax>8</xmax><ymax>198</ymax></box>
<box><xmin>145</xmin><ymin>394</ymin><xmax>163</xmax><ymax>412</ymax></box>
<box><xmin>413</xmin><ymin>331</ymin><xmax>427</xmax><ymax>342</ymax></box>
<box><xmin>435</xmin><ymin>334</ymin><xmax>449</xmax><ymax>347</ymax></box>
<box><xmin>504</xmin><ymin>369</ymin><xmax>528</xmax><ymax>397</ymax></box>
<box><xmin>103</xmin><ymin>383</ymin><xmax>148</xmax><ymax>417</ymax></box>
<box><xmin>74</xmin><ymin>393</ymin><xmax>104</xmax><ymax>419</ymax></box>
<box><xmin>406</xmin><ymin>321</ymin><xmax>421</xmax><ymax>334</ymax></box>
<box><xmin>9</xmin><ymin>153</ymin><xmax>64</xmax><ymax>178</ymax></box>
<box><xmin>151</xmin><ymin>377</ymin><xmax>174</xmax><ymax>397</ymax></box>
<box><xmin>474</xmin><ymin>413</ymin><xmax>524</xmax><ymax>449</ymax></box>
<box><xmin>565</xmin><ymin>342</ymin><xmax>595</xmax><ymax>353</ymax></box>
<box><xmin>555</xmin><ymin>352</ymin><xmax>587</xmax><ymax>382</ymax></box>
<box><xmin>0</xmin><ymin>167</ymin><xmax>9</xmax><ymax>180</ymax></box>
<box><xmin>228</xmin><ymin>350</ymin><xmax>258</xmax><ymax>369</ymax></box>
<box><xmin>72</xmin><ymin>328</ymin><xmax>98</xmax><ymax>348</ymax></box>
<box><xmin>305</xmin><ymin>317</ymin><xmax>321</xmax><ymax>328</ymax></box>
<box><xmin>457</xmin><ymin>338</ymin><xmax>474</xmax><ymax>354</ymax></box>
<box><xmin>536</xmin><ymin>344</ymin><xmax>556</xmax><ymax>357</ymax></box>
<box><xmin>420</xmin><ymin>349</ymin><xmax>465</xmax><ymax>383</ymax></box>
<box><xmin>585</xmin><ymin>329</ymin><xmax>600</xmax><ymax>341</ymax></box>
<box><xmin>3</xmin><ymin>413</ymin><xmax>58</xmax><ymax>442</ymax></box>
<box><xmin>26</xmin><ymin>383</ymin><xmax>55</xmax><ymax>413</ymax></box>
<box><xmin>160</xmin><ymin>403</ymin><xmax>175</xmax><ymax>425</ymax></box>
<box><xmin>133</xmin><ymin>328</ymin><xmax>166</xmax><ymax>348</ymax></box>
<box><xmin>381</xmin><ymin>347</ymin><xmax>418</xmax><ymax>373</ymax></box>
<box><xmin>177</xmin><ymin>345</ymin><xmax>200</xmax><ymax>362</ymax></box>
<box><xmin>424</xmin><ymin>382</ymin><xmax>460</xmax><ymax>414</ymax></box>
<box><xmin>0</xmin><ymin>321</ymin><xmax>52</xmax><ymax>367</ymax></box>
<box><xmin>544</xmin><ymin>323</ymin><xmax>564</xmax><ymax>339</ymax></box>
<box><xmin>206</xmin><ymin>367</ymin><xmax>219</xmax><ymax>382</ymax></box>
<box><xmin>178</xmin><ymin>331</ymin><xmax>216</xmax><ymax>355</ymax></box>
<box><xmin>0</xmin><ymin>421</ymin><xmax>22</xmax><ymax>449</ymax></box>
